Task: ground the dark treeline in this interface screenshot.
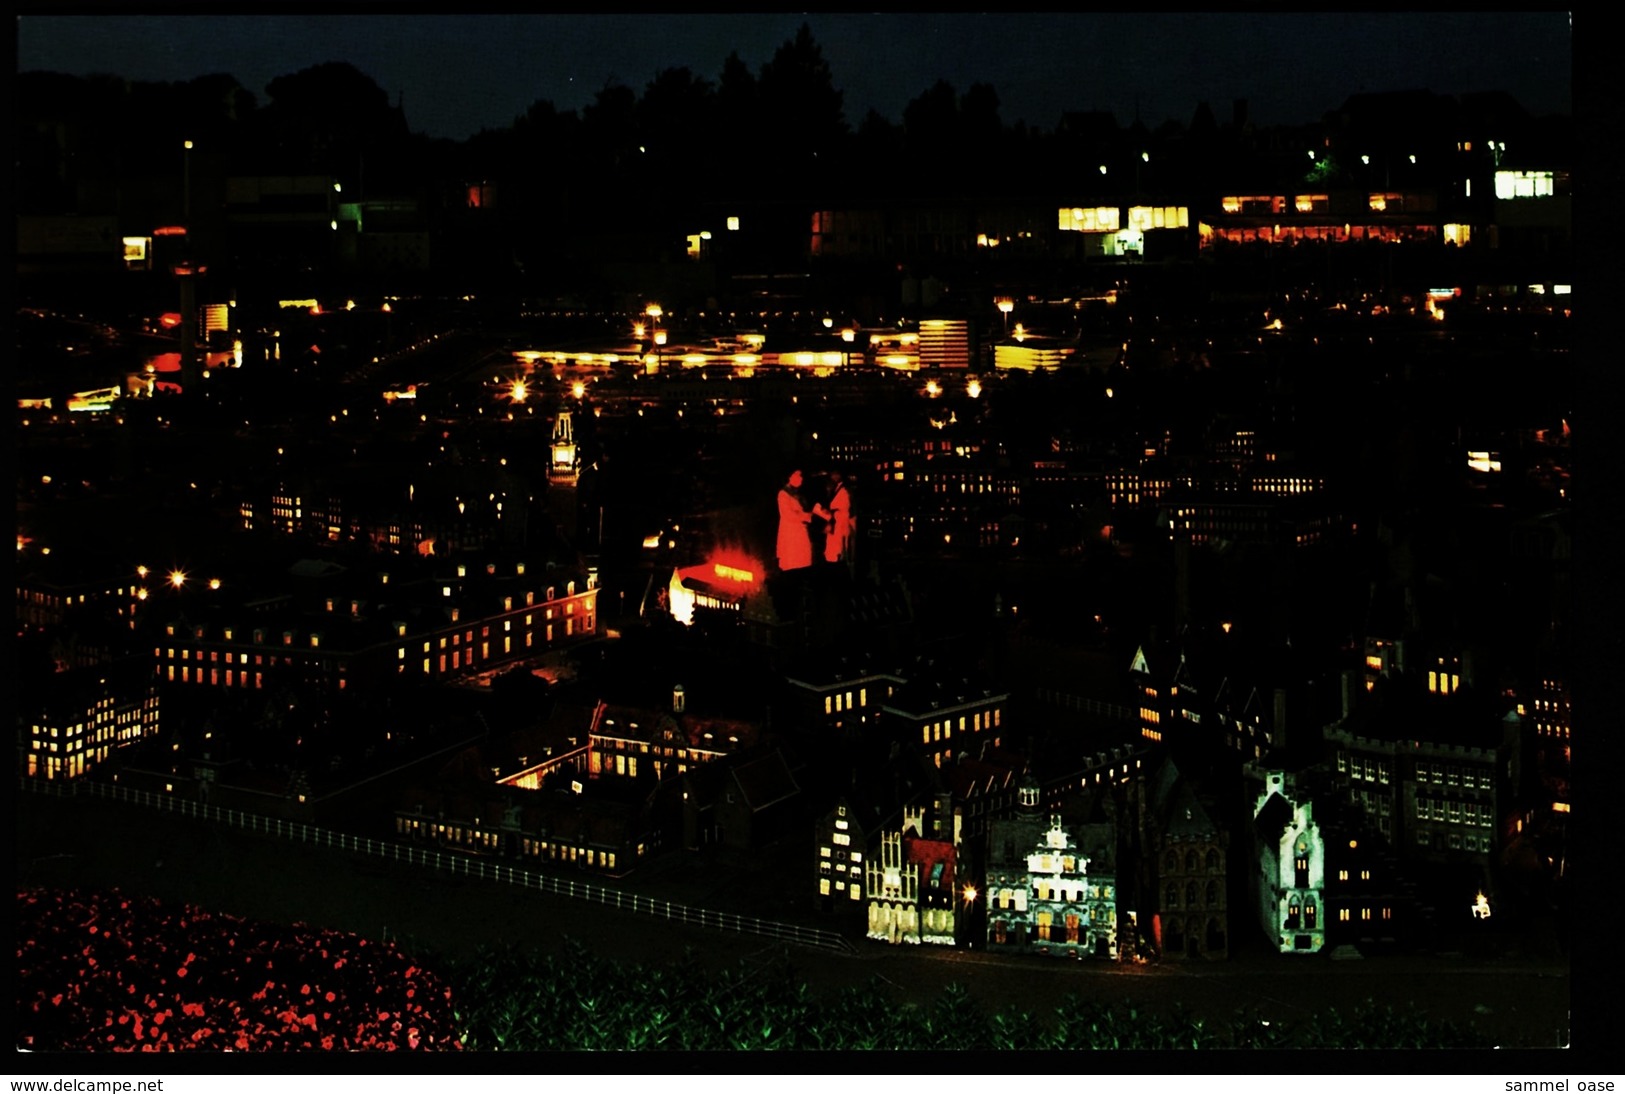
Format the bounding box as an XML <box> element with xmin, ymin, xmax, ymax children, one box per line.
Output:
<box><xmin>16</xmin><ymin>25</ymin><xmax>1299</xmax><ymax>225</ymax></box>
<box><xmin>18</xmin><ymin>23</ymin><xmax>1567</xmax><ymax>303</ymax></box>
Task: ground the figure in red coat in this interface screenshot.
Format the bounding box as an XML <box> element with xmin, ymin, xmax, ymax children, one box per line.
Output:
<box><xmin>776</xmin><ymin>469</ymin><xmax>814</xmax><ymax>571</ymax></box>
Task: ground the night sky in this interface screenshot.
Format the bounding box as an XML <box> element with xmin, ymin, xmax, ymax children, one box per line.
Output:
<box><xmin>18</xmin><ymin>13</ymin><xmax>1571</xmax><ymax>142</ymax></box>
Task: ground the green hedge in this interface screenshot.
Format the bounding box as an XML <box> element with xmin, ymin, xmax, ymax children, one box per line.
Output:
<box><xmin>440</xmin><ymin>939</ymin><xmax>1486</xmax><ymax>1051</ymax></box>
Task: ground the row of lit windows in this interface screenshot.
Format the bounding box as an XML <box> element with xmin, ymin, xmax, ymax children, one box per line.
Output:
<box><xmin>167</xmin><ymin>665</ymin><xmax>269</xmax><ymax>688</ymax></box>
<box><xmin>158</xmin><ymin>610</ymin><xmax>591</xmax><ymax>688</ymax></box>
<box><xmin>824</xmin><ymin>687</ymin><xmax>870</xmax><ymax>715</ymax></box>
<box><xmin>818</xmin><ymin>878</ymin><xmax>863</xmax><ymax>899</ymax></box>
<box><xmin>918</xmin><ymin>708</ymin><xmax>1000</xmax><ymax>746</ymax></box>
<box><xmin>522</xmin><ymin>838</ymin><xmax>619</xmax><ymax>870</ymax></box>
<box><xmin>1415</xmin><ymin>762</ymin><xmax>1490</xmax><ymax>790</ymax></box>
<box><xmin>1034</xmin><ymin>882</ymin><xmax>1112</xmax><ymax>904</ymax></box>
<box><xmin>1336</xmin><ymin>906</ymin><xmax>1392</xmax><ymax>922</ymax></box>
<box><xmin>1201</xmin><ymin>224</ymin><xmax>1438</xmax><ymax>245</ymax></box>
<box><xmin>818</xmin><ymin>845</ymin><xmax>863</xmax><ymax>863</ymax></box>
<box><xmin>1428</xmin><ymin>671</ymin><xmax>1462</xmax><ymax>695</ymax></box>
<box><xmin>1414</xmin><ymin>797</ymin><xmax>1493</xmax><ymax>827</ymax></box>
<box><xmin>1337</xmin><ymin>753</ymin><xmax>1392</xmax><ymax>785</ymax></box>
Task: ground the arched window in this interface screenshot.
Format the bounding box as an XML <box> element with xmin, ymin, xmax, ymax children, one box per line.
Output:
<box><xmin>1286</xmin><ymin>898</ymin><xmax>1300</xmax><ymax>930</ymax></box>
<box><xmin>1305</xmin><ymin>898</ymin><xmax>1318</xmax><ymax>928</ymax></box>
<box><xmin>1206</xmin><ymin>848</ymin><xmax>1220</xmax><ymax>872</ymax></box>
<box><xmin>1185</xmin><ymin>850</ymin><xmax>1198</xmax><ymax>873</ymax></box>
<box><xmin>1186</xmin><ymin>881</ymin><xmax>1198</xmax><ymax>908</ymax></box>
<box><xmin>1206</xmin><ymin>880</ymin><xmax>1218</xmax><ymax>907</ymax></box>
<box><xmin>1166</xmin><ymin>883</ymin><xmax>1179</xmax><ymax>909</ymax></box>
<box><xmin>1165</xmin><ymin>850</ymin><xmax>1178</xmax><ymax>874</ymax></box>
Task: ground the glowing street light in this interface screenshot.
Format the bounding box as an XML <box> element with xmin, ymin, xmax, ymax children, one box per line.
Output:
<box><xmin>962</xmin><ymin>884</ymin><xmax>978</xmax><ymax>907</ymax></box>
<box><xmin>966</xmin><ymin>378</ymin><xmax>982</xmax><ymax>399</ymax></box>
<box><xmin>571</xmin><ymin>380</ymin><xmax>586</xmax><ymax>400</ymax></box>
<box><xmin>995</xmin><ymin>296</ymin><xmax>1014</xmax><ymax>335</ymax></box>
<box><xmin>168</xmin><ymin>570</ymin><xmax>187</xmax><ymax>589</ymax></box>
<box><xmin>509</xmin><ymin>379</ymin><xmax>529</xmax><ymax>403</ymax></box>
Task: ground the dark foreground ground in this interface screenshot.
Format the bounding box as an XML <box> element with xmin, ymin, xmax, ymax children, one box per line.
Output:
<box><xmin>16</xmin><ymin>791</ymin><xmax>1572</xmax><ymax>1051</ymax></box>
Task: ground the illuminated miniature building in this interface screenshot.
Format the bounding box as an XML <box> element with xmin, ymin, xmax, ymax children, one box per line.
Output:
<box><xmin>150</xmin><ymin>559</ymin><xmax>598</xmax><ymax>694</ymax></box>
<box><xmin>1199</xmin><ymin>189</ymin><xmax>1441</xmax><ymax>248</ymax></box>
<box><xmin>668</xmin><ymin>557</ymin><xmax>760</xmax><ymax>627</ymax></box>
<box><xmin>865</xmin><ymin>803</ymin><xmax>959</xmax><ymax>946</ymax></box>
<box><xmin>1252</xmin><ymin>771</ymin><xmax>1326</xmax><ymax>953</ymax></box>
<box><xmin>1322</xmin><ymin>820</ymin><xmax>1417</xmax><ymax>950</ymax></box>
<box><xmin>1128</xmin><ymin>644</ymin><xmax>1175</xmax><ymax>745</ymax></box>
<box><xmin>782</xmin><ymin>653</ymin><xmax>907</xmax><ymax>740</ymax></box>
<box><xmin>1325</xmin><ymin>655</ymin><xmax>1511</xmax><ymax>864</ymax></box>
<box><xmin>587</xmin><ymin>697</ymin><xmax>757</xmax><ymax>783</ymax></box>
<box><xmin>1057</xmin><ymin>203</ymin><xmax>1191</xmax><ymax>258</ymax></box>
<box><xmin>815</xmin><ymin>747</ymin><xmax>937</xmax><ymax>913</ymax></box>
<box><xmin>882</xmin><ymin>674</ymin><xmax>1009</xmax><ymax>771</ymax></box>
<box><xmin>917</xmin><ymin>318</ymin><xmax>972</xmax><ymax>370</ymax></box>
<box><xmin>985</xmin><ymin>784</ymin><xmax>1119</xmax><ymax>958</ymax></box>
<box><xmin>17</xmin><ymin>565</ymin><xmax>148</xmax><ymax>637</ymax></box>
<box><xmin>549</xmin><ymin>408</ymin><xmax>580</xmax><ymax>486</ymax></box>
<box><xmin>21</xmin><ymin>663</ymin><xmax>160</xmax><ymax>780</ymax></box>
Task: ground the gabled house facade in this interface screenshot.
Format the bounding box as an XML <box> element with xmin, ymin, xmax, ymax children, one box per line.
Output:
<box><xmin>1252</xmin><ymin>770</ymin><xmax>1326</xmax><ymax>953</ymax></box>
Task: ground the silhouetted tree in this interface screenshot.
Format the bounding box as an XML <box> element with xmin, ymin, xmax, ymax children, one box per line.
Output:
<box><xmin>757</xmin><ymin>24</ymin><xmax>847</xmax><ymax>170</ymax></box>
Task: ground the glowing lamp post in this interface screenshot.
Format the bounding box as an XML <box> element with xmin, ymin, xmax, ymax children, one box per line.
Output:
<box><xmin>183</xmin><ymin>140</ymin><xmax>193</xmax><ymax>226</ymax></box>
<box><xmin>646</xmin><ymin>304</ymin><xmax>665</xmax><ymax>370</ymax></box>
<box><xmin>168</xmin><ymin>570</ymin><xmax>187</xmax><ymax>590</ymax></box>
<box><xmin>995</xmin><ymin>297</ymin><xmax>1014</xmax><ymax>335</ymax></box>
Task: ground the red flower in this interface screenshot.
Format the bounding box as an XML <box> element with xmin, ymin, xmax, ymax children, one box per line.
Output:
<box><xmin>175</xmin><ymin>967</ymin><xmax>188</xmax><ymax>978</ymax></box>
<box><xmin>324</xmin><ymin>991</ymin><xmax>335</xmax><ymax>1003</ymax></box>
<box><xmin>51</xmin><ymin>994</ymin><xmax>62</xmax><ymax>1007</ymax></box>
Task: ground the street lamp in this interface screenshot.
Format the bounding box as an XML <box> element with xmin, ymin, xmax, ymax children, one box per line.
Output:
<box><xmin>183</xmin><ymin>140</ymin><xmax>193</xmax><ymax>226</ymax></box>
<box><xmin>995</xmin><ymin>297</ymin><xmax>1014</xmax><ymax>335</ymax></box>
<box><xmin>645</xmin><ymin>304</ymin><xmax>664</xmax><ymax>371</ymax></box>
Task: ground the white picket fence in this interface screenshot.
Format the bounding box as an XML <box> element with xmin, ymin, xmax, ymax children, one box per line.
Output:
<box><xmin>21</xmin><ymin>777</ymin><xmax>855</xmax><ymax>954</ymax></box>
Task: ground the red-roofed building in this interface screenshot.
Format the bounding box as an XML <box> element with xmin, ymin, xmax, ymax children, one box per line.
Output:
<box><xmin>865</xmin><ymin>801</ymin><xmax>961</xmax><ymax>945</ymax></box>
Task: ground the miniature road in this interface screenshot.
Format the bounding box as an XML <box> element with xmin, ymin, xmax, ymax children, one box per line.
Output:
<box><xmin>16</xmin><ymin>791</ymin><xmax>1570</xmax><ymax>1049</ymax></box>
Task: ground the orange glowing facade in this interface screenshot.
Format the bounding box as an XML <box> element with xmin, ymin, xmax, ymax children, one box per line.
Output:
<box><xmin>668</xmin><ymin>550</ymin><xmax>763</xmax><ymax>626</ymax></box>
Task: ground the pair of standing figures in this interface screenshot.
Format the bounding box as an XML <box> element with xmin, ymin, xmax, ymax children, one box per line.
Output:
<box><xmin>777</xmin><ymin>469</ymin><xmax>852</xmax><ymax>571</ymax></box>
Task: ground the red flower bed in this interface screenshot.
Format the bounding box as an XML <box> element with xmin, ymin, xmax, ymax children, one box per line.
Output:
<box><xmin>17</xmin><ymin>889</ymin><xmax>463</xmax><ymax>1052</ymax></box>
